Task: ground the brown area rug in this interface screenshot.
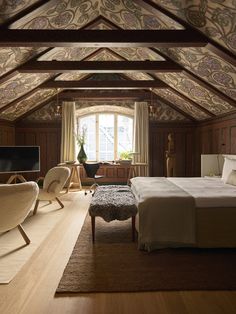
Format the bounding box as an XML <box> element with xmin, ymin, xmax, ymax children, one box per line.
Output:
<box><xmin>56</xmin><ymin>214</ymin><xmax>236</xmax><ymax>293</ymax></box>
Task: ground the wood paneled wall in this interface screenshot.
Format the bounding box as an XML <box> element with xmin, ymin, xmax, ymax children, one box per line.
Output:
<box><xmin>195</xmin><ymin>114</ymin><xmax>236</xmax><ymax>176</ymax></box>
<box><xmin>149</xmin><ymin>122</ymin><xmax>196</xmax><ymax>177</ymax></box>
<box><xmin>15</xmin><ymin>122</ymin><xmax>61</xmax><ymax>181</ymax></box>
<box><xmin>0</xmin><ymin>120</ymin><xmax>15</xmax><ymax>182</ymax></box>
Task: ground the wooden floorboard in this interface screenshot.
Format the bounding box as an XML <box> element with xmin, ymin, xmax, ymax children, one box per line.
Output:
<box><xmin>0</xmin><ymin>191</ymin><xmax>235</xmax><ymax>314</ymax></box>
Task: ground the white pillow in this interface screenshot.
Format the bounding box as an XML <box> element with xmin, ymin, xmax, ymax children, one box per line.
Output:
<box><xmin>225</xmin><ymin>169</ymin><xmax>236</xmax><ymax>186</ymax></box>
<box><xmin>221</xmin><ymin>157</ymin><xmax>236</xmax><ymax>182</ymax></box>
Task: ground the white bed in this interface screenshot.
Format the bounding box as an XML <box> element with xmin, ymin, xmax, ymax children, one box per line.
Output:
<box><xmin>131</xmin><ymin>176</ymin><xmax>236</xmax><ymax>251</ymax></box>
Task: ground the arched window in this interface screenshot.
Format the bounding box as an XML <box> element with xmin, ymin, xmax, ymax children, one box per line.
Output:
<box><xmin>78</xmin><ymin>111</ymin><xmax>133</xmax><ymax>161</ymax></box>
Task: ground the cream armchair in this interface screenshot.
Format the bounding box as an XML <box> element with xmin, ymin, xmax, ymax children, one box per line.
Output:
<box><xmin>0</xmin><ymin>182</ymin><xmax>39</xmax><ymax>245</ymax></box>
<box><xmin>33</xmin><ymin>166</ymin><xmax>70</xmax><ymax>215</ymax></box>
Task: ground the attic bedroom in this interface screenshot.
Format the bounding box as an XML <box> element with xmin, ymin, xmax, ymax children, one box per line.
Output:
<box><xmin>0</xmin><ymin>1</ymin><xmax>235</xmax><ymax>314</ymax></box>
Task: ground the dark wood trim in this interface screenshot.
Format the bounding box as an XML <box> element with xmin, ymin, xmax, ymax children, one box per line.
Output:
<box><xmin>198</xmin><ymin>110</ymin><xmax>236</xmax><ymax>126</ymax></box>
<box><xmin>59</xmin><ymin>90</ymin><xmax>150</xmax><ymax>100</ymax></box>
<box><xmin>40</xmin><ymin>80</ymin><xmax>167</xmax><ymax>89</ymax></box>
<box><xmin>139</xmin><ymin>0</ymin><xmax>235</xmax><ymax>66</ymax></box>
<box><xmin>18</xmin><ymin>60</ymin><xmax>182</xmax><ymax>73</ymax></box>
<box><xmin>0</xmin><ymin>30</ymin><xmax>207</xmax><ymax>48</ymax></box>
<box><xmin>153</xmin><ymin>93</ymin><xmax>197</xmax><ymax>122</ymax></box>
<box><xmin>15</xmin><ymin>121</ymin><xmax>61</xmax><ymax>128</ymax></box>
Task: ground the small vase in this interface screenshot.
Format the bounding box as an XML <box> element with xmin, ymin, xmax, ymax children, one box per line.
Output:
<box><xmin>77</xmin><ymin>144</ymin><xmax>87</xmax><ymax>164</ymax></box>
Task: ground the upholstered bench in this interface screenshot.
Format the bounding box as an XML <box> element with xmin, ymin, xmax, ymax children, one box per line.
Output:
<box><xmin>88</xmin><ymin>185</ymin><xmax>138</xmax><ymax>242</ymax></box>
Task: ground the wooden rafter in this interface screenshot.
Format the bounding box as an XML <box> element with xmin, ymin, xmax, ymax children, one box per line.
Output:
<box><xmin>0</xmin><ymin>30</ymin><xmax>207</xmax><ymax>48</ymax></box>
<box><xmin>40</xmin><ymin>80</ymin><xmax>168</xmax><ymax>89</ymax></box>
<box><xmin>59</xmin><ymin>90</ymin><xmax>150</xmax><ymax>100</ymax></box>
<box><xmin>18</xmin><ymin>60</ymin><xmax>182</xmax><ymax>73</ymax></box>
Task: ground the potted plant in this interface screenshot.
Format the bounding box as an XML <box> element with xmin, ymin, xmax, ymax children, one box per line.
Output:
<box><xmin>119</xmin><ymin>151</ymin><xmax>132</xmax><ymax>164</ymax></box>
<box><xmin>76</xmin><ymin>127</ymin><xmax>87</xmax><ymax>164</ymax></box>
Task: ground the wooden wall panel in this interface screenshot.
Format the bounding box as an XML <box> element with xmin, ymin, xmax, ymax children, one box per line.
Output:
<box><xmin>197</xmin><ymin>114</ymin><xmax>236</xmax><ymax>175</ymax></box>
<box><xmin>15</xmin><ymin>123</ymin><xmax>61</xmax><ymax>181</ymax></box>
<box><xmin>149</xmin><ymin>123</ymin><xmax>196</xmax><ymax>177</ymax></box>
<box><xmin>0</xmin><ymin>121</ymin><xmax>15</xmax><ymax>183</ymax></box>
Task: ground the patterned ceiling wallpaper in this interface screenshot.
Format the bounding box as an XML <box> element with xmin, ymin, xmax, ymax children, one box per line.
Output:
<box><xmin>99</xmin><ymin>0</ymin><xmax>183</xmax><ymax>30</ymax></box>
<box><xmin>112</xmin><ymin>47</ymin><xmax>164</xmax><ymax>61</ymax></box>
<box><xmin>153</xmin><ymin>0</ymin><xmax>236</xmax><ymax>54</ymax></box>
<box><xmin>10</xmin><ymin>0</ymin><xmax>183</xmax><ymax>30</ymax></box>
<box><xmin>153</xmin><ymin>88</ymin><xmax>209</xmax><ymax>121</ymax></box>
<box><xmin>0</xmin><ymin>0</ymin><xmax>35</xmax><ymax>24</ymax></box>
<box><xmin>149</xmin><ymin>99</ymin><xmax>188</xmax><ymax>121</ymax></box>
<box><xmin>159</xmin><ymin>47</ymin><xmax>236</xmax><ymax>100</ymax></box>
<box><xmin>1</xmin><ymin>88</ymin><xmax>57</xmax><ymax>121</ymax></box>
<box><xmin>0</xmin><ymin>47</ymin><xmax>45</xmax><ymax>77</ymax></box>
<box><xmin>0</xmin><ymin>73</ymin><xmax>50</xmax><ymax>108</ymax></box>
<box><xmin>23</xmin><ymin>100</ymin><xmax>61</xmax><ymax>122</ymax></box>
<box><xmin>38</xmin><ymin>47</ymin><xmax>98</xmax><ymax>61</ymax></box>
<box><xmin>155</xmin><ymin>72</ymin><xmax>235</xmax><ymax>116</ymax></box>
<box><xmin>10</xmin><ymin>0</ymin><xmax>100</xmax><ymax>29</ymax></box>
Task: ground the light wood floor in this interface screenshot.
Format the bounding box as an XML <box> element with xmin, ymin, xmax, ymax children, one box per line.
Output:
<box><xmin>0</xmin><ymin>191</ymin><xmax>235</xmax><ymax>314</ymax></box>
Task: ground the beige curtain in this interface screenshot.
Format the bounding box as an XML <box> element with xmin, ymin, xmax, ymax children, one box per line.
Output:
<box><xmin>60</xmin><ymin>101</ymin><xmax>77</xmax><ymax>162</ymax></box>
<box><xmin>133</xmin><ymin>102</ymin><xmax>149</xmax><ymax>176</ymax></box>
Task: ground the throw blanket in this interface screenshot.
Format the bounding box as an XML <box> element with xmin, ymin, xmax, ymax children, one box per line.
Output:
<box><xmin>131</xmin><ymin>177</ymin><xmax>196</xmax><ymax>251</ymax></box>
<box><xmin>89</xmin><ymin>185</ymin><xmax>137</xmax><ymax>222</ymax></box>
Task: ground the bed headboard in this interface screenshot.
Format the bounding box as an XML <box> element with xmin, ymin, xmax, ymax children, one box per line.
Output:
<box><xmin>201</xmin><ymin>154</ymin><xmax>236</xmax><ymax>177</ymax></box>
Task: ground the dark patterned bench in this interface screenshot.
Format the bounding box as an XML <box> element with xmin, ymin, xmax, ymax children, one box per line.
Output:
<box><xmin>88</xmin><ymin>185</ymin><xmax>138</xmax><ymax>242</ymax></box>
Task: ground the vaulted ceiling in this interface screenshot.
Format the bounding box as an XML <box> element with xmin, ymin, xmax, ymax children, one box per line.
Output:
<box><xmin>0</xmin><ymin>0</ymin><xmax>235</xmax><ymax>122</ymax></box>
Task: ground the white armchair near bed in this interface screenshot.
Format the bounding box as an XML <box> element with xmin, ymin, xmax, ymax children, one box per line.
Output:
<box><xmin>0</xmin><ymin>182</ymin><xmax>39</xmax><ymax>245</ymax></box>
<box><xmin>33</xmin><ymin>166</ymin><xmax>70</xmax><ymax>215</ymax></box>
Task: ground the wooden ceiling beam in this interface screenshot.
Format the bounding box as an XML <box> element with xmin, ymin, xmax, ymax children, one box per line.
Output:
<box><xmin>18</xmin><ymin>61</ymin><xmax>182</xmax><ymax>73</ymax></box>
<box><xmin>59</xmin><ymin>90</ymin><xmax>150</xmax><ymax>100</ymax></box>
<box><xmin>40</xmin><ymin>80</ymin><xmax>168</xmax><ymax>89</ymax></box>
<box><xmin>0</xmin><ymin>30</ymin><xmax>207</xmax><ymax>48</ymax></box>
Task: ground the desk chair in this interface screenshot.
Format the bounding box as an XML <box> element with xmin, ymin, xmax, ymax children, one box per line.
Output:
<box><xmin>83</xmin><ymin>162</ymin><xmax>104</xmax><ymax>195</ymax></box>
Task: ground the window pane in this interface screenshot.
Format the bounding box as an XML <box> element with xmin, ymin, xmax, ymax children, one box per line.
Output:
<box><xmin>79</xmin><ymin>115</ymin><xmax>96</xmax><ymax>161</ymax></box>
<box><xmin>99</xmin><ymin>114</ymin><xmax>114</xmax><ymax>161</ymax></box>
<box><xmin>117</xmin><ymin>115</ymin><xmax>133</xmax><ymax>157</ymax></box>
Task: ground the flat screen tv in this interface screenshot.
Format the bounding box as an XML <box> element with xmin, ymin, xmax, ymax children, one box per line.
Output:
<box><xmin>0</xmin><ymin>146</ymin><xmax>40</xmax><ymax>174</ymax></box>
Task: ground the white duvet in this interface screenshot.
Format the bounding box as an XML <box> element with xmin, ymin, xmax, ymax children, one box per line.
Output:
<box><xmin>130</xmin><ymin>176</ymin><xmax>236</xmax><ymax>251</ymax></box>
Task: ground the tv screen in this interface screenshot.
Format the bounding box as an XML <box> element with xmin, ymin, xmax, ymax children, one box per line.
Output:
<box><xmin>0</xmin><ymin>146</ymin><xmax>40</xmax><ymax>173</ymax></box>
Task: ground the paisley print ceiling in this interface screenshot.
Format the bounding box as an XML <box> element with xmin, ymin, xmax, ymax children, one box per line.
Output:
<box><xmin>155</xmin><ymin>72</ymin><xmax>235</xmax><ymax>116</ymax></box>
<box><xmin>0</xmin><ymin>0</ymin><xmax>235</xmax><ymax>122</ymax></box>
<box><xmin>0</xmin><ymin>0</ymin><xmax>35</xmax><ymax>24</ymax></box>
<box><xmin>153</xmin><ymin>88</ymin><xmax>210</xmax><ymax>121</ymax></box>
<box><xmin>1</xmin><ymin>88</ymin><xmax>57</xmax><ymax>121</ymax></box>
<box><xmin>0</xmin><ymin>47</ymin><xmax>45</xmax><ymax>77</ymax></box>
<box><xmin>159</xmin><ymin>47</ymin><xmax>236</xmax><ymax>100</ymax></box>
<box><xmin>0</xmin><ymin>73</ymin><xmax>50</xmax><ymax>108</ymax></box>
<box><xmin>154</xmin><ymin>0</ymin><xmax>236</xmax><ymax>54</ymax></box>
<box><xmin>10</xmin><ymin>0</ymin><xmax>183</xmax><ymax>30</ymax></box>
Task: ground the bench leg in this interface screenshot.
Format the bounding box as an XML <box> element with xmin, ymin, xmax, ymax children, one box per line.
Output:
<box><xmin>132</xmin><ymin>215</ymin><xmax>136</xmax><ymax>242</ymax></box>
<box><xmin>91</xmin><ymin>216</ymin><xmax>95</xmax><ymax>243</ymax></box>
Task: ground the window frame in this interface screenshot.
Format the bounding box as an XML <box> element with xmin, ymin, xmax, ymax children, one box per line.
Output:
<box><xmin>77</xmin><ymin>111</ymin><xmax>133</xmax><ymax>161</ymax></box>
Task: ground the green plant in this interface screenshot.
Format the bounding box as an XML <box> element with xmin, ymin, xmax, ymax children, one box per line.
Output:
<box><xmin>75</xmin><ymin>126</ymin><xmax>87</xmax><ymax>147</ymax></box>
<box><xmin>119</xmin><ymin>151</ymin><xmax>132</xmax><ymax>160</ymax></box>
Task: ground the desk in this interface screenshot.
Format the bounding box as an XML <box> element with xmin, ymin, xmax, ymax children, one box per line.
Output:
<box><xmin>127</xmin><ymin>162</ymin><xmax>148</xmax><ymax>184</ymax></box>
<box><xmin>58</xmin><ymin>163</ymin><xmax>82</xmax><ymax>193</ymax></box>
